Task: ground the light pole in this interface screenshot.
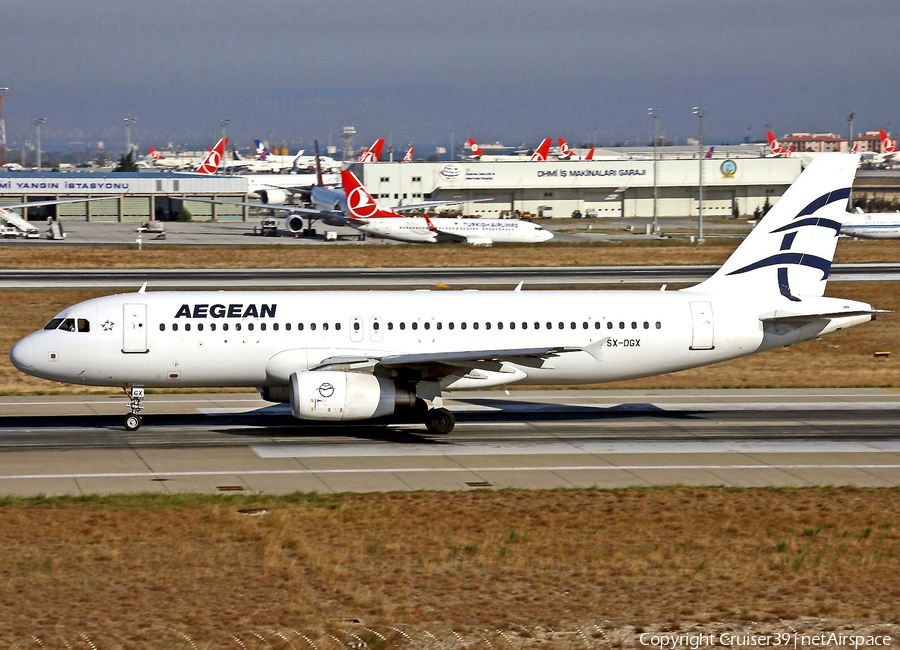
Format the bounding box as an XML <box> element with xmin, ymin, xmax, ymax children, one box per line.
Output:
<box><xmin>33</xmin><ymin>117</ymin><xmax>46</xmax><ymax>171</ymax></box>
<box><xmin>448</xmin><ymin>127</ymin><xmax>454</xmax><ymax>161</ymax></box>
<box><xmin>124</xmin><ymin>117</ymin><xmax>136</xmax><ymax>156</ymax></box>
<box><xmin>847</xmin><ymin>112</ymin><xmax>854</xmax><ymax>153</ymax></box>
<box><xmin>220</xmin><ymin>118</ymin><xmax>230</xmax><ymax>142</ymax></box>
<box><xmin>692</xmin><ymin>106</ymin><xmax>705</xmax><ymax>241</ymax></box>
<box><xmin>648</xmin><ymin>108</ymin><xmax>660</xmax><ymax>235</ymax></box>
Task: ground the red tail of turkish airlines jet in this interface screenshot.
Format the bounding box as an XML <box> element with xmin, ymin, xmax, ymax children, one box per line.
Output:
<box><xmin>558</xmin><ymin>138</ymin><xmax>575</xmax><ymax>159</ymax></box>
<box><xmin>850</xmin><ymin>142</ymin><xmax>860</xmax><ymax>154</ymax></box>
<box><xmin>766</xmin><ymin>131</ymin><xmax>785</xmax><ymax>156</ymax></box>
<box><xmin>880</xmin><ymin>129</ymin><xmax>897</xmax><ymax>154</ymax></box>
<box><xmin>584</xmin><ymin>147</ymin><xmax>595</xmax><ymax>161</ymax></box>
<box><xmin>149</xmin><ymin>146</ymin><xmax>163</xmax><ymax>160</ymax></box>
<box><xmin>401</xmin><ymin>146</ymin><xmax>414</xmax><ymax>162</ymax></box>
<box><xmin>195</xmin><ymin>138</ymin><xmax>228</xmax><ymax>174</ymax></box>
<box><xmin>341</xmin><ymin>170</ymin><xmax>401</xmax><ymax>220</ymax></box>
<box><xmin>467</xmin><ymin>138</ymin><xmax>485</xmax><ymax>159</ymax></box>
<box><xmin>530</xmin><ymin>138</ymin><xmax>552</xmax><ymax>161</ymax></box>
<box><xmin>357</xmin><ymin>139</ymin><xmax>385</xmax><ymax>163</ymax></box>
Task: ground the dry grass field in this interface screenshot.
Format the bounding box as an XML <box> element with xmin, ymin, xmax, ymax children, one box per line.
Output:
<box><xmin>0</xmin><ymin>238</ymin><xmax>898</xmax><ymax>269</ymax></box>
<box><xmin>0</xmin><ymin>488</ymin><xmax>897</xmax><ymax>647</ymax></box>
<box><xmin>0</xmin><ymin>282</ymin><xmax>897</xmax><ymax>394</ymax></box>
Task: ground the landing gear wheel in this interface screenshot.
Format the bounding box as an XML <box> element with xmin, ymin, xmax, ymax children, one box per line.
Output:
<box><xmin>124</xmin><ymin>414</ymin><xmax>142</xmax><ymax>431</ymax></box>
<box><xmin>424</xmin><ymin>408</ymin><xmax>455</xmax><ymax>434</ymax></box>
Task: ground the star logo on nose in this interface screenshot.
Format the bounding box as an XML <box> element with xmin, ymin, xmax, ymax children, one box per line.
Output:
<box><xmin>101</xmin><ymin>320</ymin><xmax>114</xmax><ymax>332</ymax></box>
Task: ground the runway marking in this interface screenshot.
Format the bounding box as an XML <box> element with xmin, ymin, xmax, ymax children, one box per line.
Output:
<box><xmin>1</xmin><ymin>465</ymin><xmax>899</xmax><ymax>481</ymax></box>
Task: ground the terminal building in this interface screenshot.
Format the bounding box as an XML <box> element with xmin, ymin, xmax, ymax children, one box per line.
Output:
<box><xmin>350</xmin><ymin>156</ymin><xmax>803</xmax><ymax>219</ymax></box>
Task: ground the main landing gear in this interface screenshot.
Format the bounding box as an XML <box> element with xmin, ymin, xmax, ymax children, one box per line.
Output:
<box><xmin>424</xmin><ymin>407</ymin><xmax>455</xmax><ymax>435</ymax></box>
<box><xmin>124</xmin><ymin>386</ymin><xmax>144</xmax><ymax>431</ymax></box>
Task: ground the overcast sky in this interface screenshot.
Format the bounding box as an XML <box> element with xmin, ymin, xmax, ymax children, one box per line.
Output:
<box><xmin>3</xmin><ymin>0</ymin><xmax>898</xmax><ymax>153</ymax></box>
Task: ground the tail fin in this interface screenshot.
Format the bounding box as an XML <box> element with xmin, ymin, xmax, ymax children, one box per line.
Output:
<box><xmin>766</xmin><ymin>131</ymin><xmax>785</xmax><ymax>155</ymax></box>
<box><xmin>584</xmin><ymin>147</ymin><xmax>595</xmax><ymax>161</ymax></box>
<box><xmin>467</xmin><ymin>138</ymin><xmax>485</xmax><ymax>159</ymax></box>
<box><xmin>149</xmin><ymin>146</ymin><xmax>162</xmax><ymax>160</ymax></box>
<box><xmin>880</xmin><ymin>129</ymin><xmax>897</xmax><ymax>153</ymax></box>
<box><xmin>690</xmin><ymin>154</ymin><xmax>860</xmax><ymax>300</ymax></box>
<box><xmin>195</xmin><ymin>138</ymin><xmax>227</xmax><ymax>174</ymax></box>
<box><xmin>558</xmin><ymin>138</ymin><xmax>574</xmax><ymax>159</ymax></box>
<box><xmin>358</xmin><ymin>138</ymin><xmax>385</xmax><ymax>162</ymax></box>
<box><xmin>341</xmin><ymin>170</ymin><xmax>402</xmax><ymax>220</ymax></box>
<box><xmin>850</xmin><ymin>142</ymin><xmax>859</xmax><ymax>154</ymax></box>
<box><xmin>314</xmin><ymin>139</ymin><xmax>324</xmax><ymax>187</ymax></box>
<box><xmin>530</xmin><ymin>138</ymin><xmax>552</xmax><ymax>161</ymax></box>
<box><xmin>705</xmin><ymin>146</ymin><xmax>714</xmax><ymax>159</ymax></box>
<box><xmin>401</xmin><ymin>146</ymin><xmax>414</xmax><ymax>162</ymax></box>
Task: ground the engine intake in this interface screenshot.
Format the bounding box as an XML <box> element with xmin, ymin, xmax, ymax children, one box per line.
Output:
<box><xmin>289</xmin><ymin>371</ymin><xmax>415</xmax><ymax>421</ymax></box>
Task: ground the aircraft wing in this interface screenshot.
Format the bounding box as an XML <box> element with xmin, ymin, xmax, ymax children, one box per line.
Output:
<box><xmin>310</xmin><ymin>342</ymin><xmax>606</xmax><ymax>381</ymax></box>
<box><xmin>179</xmin><ymin>196</ymin><xmax>323</xmax><ymax>216</ymax></box>
<box><xmin>0</xmin><ymin>195</ymin><xmax>126</xmax><ymax>211</ymax></box>
<box><xmin>390</xmin><ymin>196</ymin><xmax>495</xmax><ymax>212</ymax></box>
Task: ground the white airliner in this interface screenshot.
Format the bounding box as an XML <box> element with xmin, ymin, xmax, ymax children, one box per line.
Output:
<box><xmin>859</xmin><ymin>130</ymin><xmax>898</xmax><ymax>167</ymax></box>
<box><xmin>340</xmin><ymin>170</ymin><xmax>552</xmax><ymax>245</ymax></box>
<box><xmin>841</xmin><ymin>208</ymin><xmax>900</xmax><ymax>239</ymax></box>
<box><xmin>10</xmin><ymin>155</ymin><xmax>878</xmax><ymax>434</ymax></box>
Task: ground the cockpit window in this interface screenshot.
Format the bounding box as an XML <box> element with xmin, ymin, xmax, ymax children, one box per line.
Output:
<box><xmin>77</xmin><ymin>319</ymin><xmax>90</xmax><ymax>333</ymax></box>
<box><xmin>44</xmin><ymin>318</ymin><xmax>64</xmax><ymax>330</ymax></box>
<box><xmin>60</xmin><ymin>318</ymin><xmax>77</xmax><ymax>332</ymax></box>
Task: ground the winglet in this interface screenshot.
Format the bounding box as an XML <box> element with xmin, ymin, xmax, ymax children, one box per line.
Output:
<box><xmin>514</xmin><ymin>281</ymin><xmax>524</xmax><ymax>292</ymax></box>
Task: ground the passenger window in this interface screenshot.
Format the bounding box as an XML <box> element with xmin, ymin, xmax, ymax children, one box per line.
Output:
<box><xmin>323</xmin><ymin>323</ymin><xmax>329</xmax><ymax>331</ymax></box>
<box><xmin>558</xmin><ymin>322</ymin><xmax>564</xmax><ymax>330</ymax></box>
<box><xmin>436</xmin><ymin>322</ymin><xmax>442</xmax><ymax>330</ymax></box>
<box><xmin>510</xmin><ymin>322</ymin><xmax>515</xmax><ymax>330</ymax></box>
<box><xmin>310</xmin><ymin>323</ymin><xmax>316</xmax><ymax>331</ymax></box>
<box><xmin>619</xmin><ymin>322</ymin><xmax>625</xmax><ymax>329</ymax></box>
<box><xmin>247</xmin><ymin>323</ymin><xmax>253</xmax><ymax>331</ymax></box>
<box><xmin>61</xmin><ymin>318</ymin><xmax>76</xmax><ymax>332</ymax></box>
<box><xmin>387</xmin><ymin>322</ymin><xmax>393</xmax><ymax>330</ymax></box>
<box><xmin>473</xmin><ymin>322</ymin><xmax>479</xmax><ymax>330</ymax></box>
<box><xmin>461</xmin><ymin>323</ymin><xmax>467</xmax><ymax>330</ymax></box>
<box><xmin>400</xmin><ymin>323</ymin><xmax>406</xmax><ymax>330</ymax></box>
<box><xmin>285</xmin><ymin>323</ymin><xmax>290</xmax><ymax>331</ymax></box>
<box><xmin>77</xmin><ymin>319</ymin><xmax>90</xmax><ymax>333</ymax></box>
<box><xmin>354</xmin><ymin>322</ymin><xmax>360</xmax><ymax>331</ymax></box>
<box><xmin>335</xmin><ymin>323</ymin><xmax>341</xmax><ymax>331</ymax></box>
<box><xmin>485</xmin><ymin>322</ymin><xmax>491</xmax><ymax>330</ymax></box>
<box><xmin>298</xmin><ymin>323</ymin><xmax>304</xmax><ymax>331</ymax></box>
<box><xmin>198</xmin><ymin>323</ymin><xmax>204</xmax><ymax>332</ymax></box>
<box><xmin>211</xmin><ymin>324</ymin><xmax>217</xmax><ymax>331</ymax></box>
<box><xmin>172</xmin><ymin>324</ymin><xmax>178</xmax><ymax>332</ymax></box>
<box><xmin>570</xmin><ymin>322</ymin><xmax>576</xmax><ymax>330</ymax></box>
<box><xmin>607</xmin><ymin>322</ymin><xmax>613</xmax><ymax>329</ymax></box>
<box><xmin>594</xmin><ymin>322</ymin><xmax>601</xmax><ymax>329</ymax></box>
<box><xmin>235</xmin><ymin>323</ymin><xmax>242</xmax><ymax>331</ymax></box>
<box><xmin>582</xmin><ymin>322</ymin><xmax>588</xmax><ymax>329</ymax></box>
<box><xmin>260</xmin><ymin>323</ymin><xmax>266</xmax><ymax>331</ymax></box>
<box><xmin>424</xmin><ymin>322</ymin><xmax>431</xmax><ymax>330</ymax></box>
<box><xmin>656</xmin><ymin>321</ymin><xmax>662</xmax><ymax>329</ymax></box>
<box><xmin>631</xmin><ymin>322</ymin><xmax>637</xmax><ymax>329</ymax></box>
<box><xmin>412</xmin><ymin>323</ymin><xmax>418</xmax><ymax>330</ymax></box>
<box><xmin>643</xmin><ymin>322</ymin><xmax>649</xmax><ymax>329</ymax></box>
<box><xmin>449</xmin><ymin>322</ymin><xmax>454</xmax><ymax>330</ymax></box>
<box><xmin>159</xmin><ymin>324</ymin><xmax>165</xmax><ymax>332</ymax></box>
<box><xmin>273</xmin><ymin>323</ymin><xmax>279</xmax><ymax>331</ymax></box>
<box><xmin>223</xmin><ymin>323</ymin><xmax>229</xmax><ymax>331</ymax></box>
<box><xmin>44</xmin><ymin>318</ymin><xmax>64</xmax><ymax>330</ymax></box>
<box><xmin>496</xmin><ymin>322</ymin><xmax>502</xmax><ymax>330</ymax></box>
<box><xmin>185</xmin><ymin>323</ymin><xmax>192</xmax><ymax>332</ymax></box>
<box><xmin>373</xmin><ymin>322</ymin><xmax>380</xmax><ymax>331</ymax></box>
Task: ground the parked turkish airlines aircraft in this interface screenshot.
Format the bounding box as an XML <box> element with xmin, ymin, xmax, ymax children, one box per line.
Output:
<box><xmin>860</xmin><ymin>129</ymin><xmax>898</xmax><ymax>166</ymax></box>
<box><xmin>766</xmin><ymin>131</ymin><xmax>818</xmax><ymax>165</ymax></box>
<box><xmin>401</xmin><ymin>146</ymin><xmax>414</xmax><ymax>162</ymax></box>
<box><xmin>530</xmin><ymin>138</ymin><xmax>552</xmax><ymax>161</ymax></box>
<box><xmin>11</xmin><ymin>156</ymin><xmax>875</xmax><ymax>433</ymax></box>
<box><xmin>144</xmin><ymin>146</ymin><xmax>196</xmax><ymax>170</ymax></box>
<box><xmin>357</xmin><ymin>139</ymin><xmax>385</xmax><ymax>162</ymax></box>
<box><xmin>10</xmin><ymin>154</ymin><xmax>875</xmax><ymax>432</ymax></box>
<box><xmin>841</xmin><ymin>207</ymin><xmax>900</xmax><ymax>239</ymax></box>
<box><xmin>557</xmin><ymin>138</ymin><xmax>595</xmax><ymax>161</ymax></box>
<box><xmin>341</xmin><ymin>170</ymin><xmax>551</xmax><ymax>245</ymax></box>
<box><xmin>467</xmin><ymin>138</ymin><xmax>486</xmax><ymax>160</ymax></box>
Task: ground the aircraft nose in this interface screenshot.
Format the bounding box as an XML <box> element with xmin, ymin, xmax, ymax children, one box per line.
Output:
<box><xmin>10</xmin><ymin>336</ymin><xmax>35</xmax><ymax>373</ymax></box>
<box><xmin>538</xmin><ymin>229</ymin><xmax>554</xmax><ymax>241</ymax></box>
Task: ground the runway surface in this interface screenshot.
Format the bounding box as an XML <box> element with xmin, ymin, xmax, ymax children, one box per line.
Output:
<box><xmin>0</xmin><ymin>388</ymin><xmax>898</xmax><ymax>495</ymax></box>
<box><xmin>2</xmin><ymin>263</ymin><xmax>897</xmax><ymax>289</ymax></box>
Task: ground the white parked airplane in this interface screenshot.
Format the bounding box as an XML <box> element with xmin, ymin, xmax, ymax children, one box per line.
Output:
<box><xmin>340</xmin><ymin>170</ymin><xmax>551</xmax><ymax>245</ymax></box>
<box><xmin>10</xmin><ymin>155</ymin><xmax>878</xmax><ymax>434</ymax></box>
<box><xmin>841</xmin><ymin>208</ymin><xmax>900</xmax><ymax>239</ymax></box>
<box><xmin>859</xmin><ymin>130</ymin><xmax>898</xmax><ymax>167</ymax></box>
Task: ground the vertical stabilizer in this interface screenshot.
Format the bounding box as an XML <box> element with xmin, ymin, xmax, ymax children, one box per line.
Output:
<box><xmin>195</xmin><ymin>138</ymin><xmax>227</xmax><ymax>174</ymax></box>
<box><xmin>689</xmin><ymin>154</ymin><xmax>860</xmax><ymax>300</ymax></box>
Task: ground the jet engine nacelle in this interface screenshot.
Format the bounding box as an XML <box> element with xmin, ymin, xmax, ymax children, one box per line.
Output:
<box><xmin>254</xmin><ymin>188</ymin><xmax>289</xmax><ymax>205</ymax></box>
<box><xmin>289</xmin><ymin>371</ymin><xmax>415</xmax><ymax>421</ymax></box>
<box><xmin>284</xmin><ymin>213</ymin><xmax>305</xmax><ymax>233</ymax></box>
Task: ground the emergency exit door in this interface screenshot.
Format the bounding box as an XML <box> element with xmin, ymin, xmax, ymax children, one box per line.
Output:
<box><xmin>123</xmin><ymin>303</ymin><xmax>148</xmax><ymax>353</ymax></box>
<box><xmin>689</xmin><ymin>301</ymin><xmax>714</xmax><ymax>350</ymax></box>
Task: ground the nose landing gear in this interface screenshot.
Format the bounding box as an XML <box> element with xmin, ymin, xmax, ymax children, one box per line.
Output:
<box><xmin>124</xmin><ymin>386</ymin><xmax>145</xmax><ymax>431</ymax></box>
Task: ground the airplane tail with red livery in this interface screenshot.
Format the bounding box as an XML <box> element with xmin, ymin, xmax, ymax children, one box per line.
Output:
<box><xmin>467</xmin><ymin>138</ymin><xmax>486</xmax><ymax>159</ymax></box>
<box><xmin>357</xmin><ymin>139</ymin><xmax>385</xmax><ymax>163</ymax></box>
<box><xmin>880</xmin><ymin>129</ymin><xmax>897</xmax><ymax>154</ymax></box>
<box><xmin>557</xmin><ymin>138</ymin><xmax>576</xmax><ymax>160</ymax></box>
<box><xmin>341</xmin><ymin>170</ymin><xmax>402</xmax><ymax>220</ymax></box>
<box><xmin>149</xmin><ymin>146</ymin><xmax>163</xmax><ymax>160</ymax></box>
<box><xmin>705</xmin><ymin>146</ymin><xmax>715</xmax><ymax>159</ymax></box>
<box><xmin>584</xmin><ymin>147</ymin><xmax>595</xmax><ymax>161</ymax></box>
<box><xmin>401</xmin><ymin>146</ymin><xmax>414</xmax><ymax>162</ymax></box>
<box><xmin>530</xmin><ymin>138</ymin><xmax>552</xmax><ymax>161</ymax></box>
<box><xmin>195</xmin><ymin>138</ymin><xmax>228</xmax><ymax>175</ymax></box>
<box><xmin>766</xmin><ymin>131</ymin><xmax>786</xmax><ymax>156</ymax></box>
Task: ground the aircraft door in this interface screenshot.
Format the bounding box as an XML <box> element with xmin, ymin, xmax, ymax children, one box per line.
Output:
<box><xmin>123</xmin><ymin>303</ymin><xmax>148</xmax><ymax>353</ymax></box>
<box><xmin>369</xmin><ymin>317</ymin><xmax>383</xmax><ymax>342</ymax></box>
<box><xmin>689</xmin><ymin>301</ymin><xmax>715</xmax><ymax>350</ymax></box>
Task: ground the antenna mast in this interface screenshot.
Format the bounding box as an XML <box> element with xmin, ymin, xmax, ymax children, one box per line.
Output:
<box><xmin>0</xmin><ymin>84</ymin><xmax>11</xmax><ymax>165</ymax></box>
